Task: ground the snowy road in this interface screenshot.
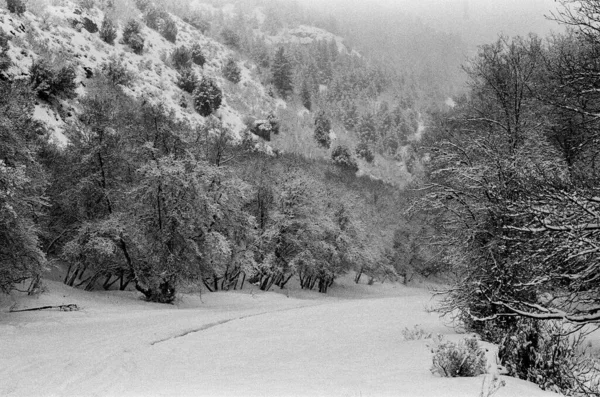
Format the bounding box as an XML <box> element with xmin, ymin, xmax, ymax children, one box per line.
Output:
<box><xmin>0</xmin><ymin>281</ymin><xmax>555</xmax><ymax>397</ymax></box>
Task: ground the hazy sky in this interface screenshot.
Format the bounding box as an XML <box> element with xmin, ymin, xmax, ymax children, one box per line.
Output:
<box><xmin>298</xmin><ymin>0</ymin><xmax>562</xmax><ymax>47</ymax></box>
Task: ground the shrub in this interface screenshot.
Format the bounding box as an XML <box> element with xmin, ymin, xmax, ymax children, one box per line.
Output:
<box><xmin>7</xmin><ymin>0</ymin><xmax>26</xmax><ymax>15</ymax></box>
<box><xmin>101</xmin><ymin>57</ymin><xmax>134</xmax><ymax>87</ymax></box>
<box><xmin>99</xmin><ymin>17</ymin><xmax>117</xmax><ymax>45</ymax></box>
<box><xmin>221</xmin><ymin>28</ymin><xmax>240</xmax><ymax>49</ymax></box>
<box><xmin>192</xmin><ymin>77</ymin><xmax>222</xmax><ymax>116</ymax></box>
<box><xmin>122</xmin><ymin>19</ymin><xmax>144</xmax><ymax>54</ymax></box>
<box><xmin>222</xmin><ymin>58</ymin><xmax>241</xmax><ymax>83</ymax></box>
<box><xmin>497</xmin><ymin>319</ymin><xmax>600</xmax><ymax>395</ymax></box>
<box><xmin>171</xmin><ymin>46</ymin><xmax>191</xmax><ymax>70</ymax></box>
<box><xmin>0</xmin><ymin>29</ymin><xmax>11</xmax><ymax>73</ymax></box>
<box><xmin>356</xmin><ymin>141</ymin><xmax>374</xmax><ymax>163</ymax></box>
<box><xmin>176</xmin><ymin>67</ymin><xmax>198</xmax><ymax>93</ymax></box>
<box><xmin>184</xmin><ymin>14</ymin><xmax>210</xmax><ymax>34</ymax></box>
<box><xmin>314</xmin><ymin>111</ymin><xmax>331</xmax><ymax>149</ymax></box>
<box><xmin>161</xmin><ymin>17</ymin><xmax>178</xmax><ymax>43</ymax></box>
<box><xmin>331</xmin><ymin>145</ymin><xmax>358</xmax><ymax>172</ymax></box>
<box><xmin>143</xmin><ymin>5</ymin><xmax>177</xmax><ymax>43</ymax></box>
<box><xmin>143</xmin><ymin>4</ymin><xmax>165</xmax><ymax>30</ymax></box>
<box><xmin>190</xmin><ymin>43</ymin><xmax>205</xmax><ymax>67</ymax></box>
<box><xmin>29</xmin><ymin>60</ymin><xmax>78</xmax><ymax>100</ymax></box>
<box><xmin>128</xmin><ymin>34</ymin><xmax>144</xmax><ymax>54</ymax></box>
<box><xmin>134</xmin><ymin>0</ymin><xmax>151</xmax><ymax>12</ymax></box>
<box><xmin>82</xmin><ymin>17</ymin><xmax>98</xmax><ymax>33</ymax></box>
<box><xmin>249</xmin><ymin>114</ymin><xmax>280</xmax><ymax>141</ymax></box>
<box><xmin>430</xmin><ymin>336</ymin><xmax>487</xmax><ymax>378</ymax></box>
<box><xmin>402</xmin><ymin>325</ymin><xmax>432</xmax><ymax>341</ymax></box>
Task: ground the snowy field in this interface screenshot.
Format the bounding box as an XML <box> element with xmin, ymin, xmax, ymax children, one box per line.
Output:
<box><xmin>0</xmin><ymin>278</ymin><xmax>556</xmax><ymax>397</ymax></box>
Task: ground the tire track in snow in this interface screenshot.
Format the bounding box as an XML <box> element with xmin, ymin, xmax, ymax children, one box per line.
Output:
<box><xmin>149</xmin><ymin>301</ymin><xmax>330</xmax><ymax>346</ymax></box>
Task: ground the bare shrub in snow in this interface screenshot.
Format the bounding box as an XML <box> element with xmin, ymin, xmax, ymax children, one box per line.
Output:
<box><xmin>99</xmin><ymin>17</ymin><xmax>117</xmax><ymax>45</ymax></box>
<box><xmin>7</xmin><ymin>0</ymin><xmax>26</xmax><ymax>15</ymax></box>
<box><xmin>192</xmin><ymin>77</ymin><xmax>222</xmax><ymax>116</ymax></box>
<box><xmin>402</xmin><ymin>325</ymin><xmax>432</xmax><ymax>340</ymax></box>
<box><xmin>498</xmin><ymin>319</ymin><xmax>600</xmax><ymax>396</ymax></box>
<box><xmin>430</xmin><ymin>336</ymin><xmax>487</xmax><ymax>378</ymax></box>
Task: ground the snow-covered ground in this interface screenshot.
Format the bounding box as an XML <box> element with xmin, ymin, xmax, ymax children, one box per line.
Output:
<box><xmin>0</xmin><ymin>277</ymin><xmax>556</xmax><ymax>397</ymax></box>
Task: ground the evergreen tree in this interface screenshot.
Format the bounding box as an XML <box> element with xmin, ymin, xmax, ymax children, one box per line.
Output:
<box><xmin>222</xmin><ymin>58</ymin><xmax>241</xmax><ymax>84</ymax></box>
<box><xmin>300</xmin><ymin>80</ymin><xmax>311</xmax><ymax>111</ymax></box>
<box><xmin>314</xmin><ymin>111</ymin><xmax>331</xmax><ymax>149</ymax></box>
<box><xmin>271</xmin><ymin>47</ymin><xmax>293</xmax><ymax>98</ymax></box>
<box><xmin>193</xmin><ymin>77</ymin><xmax>222</xmax><ymax>116</ymax></box>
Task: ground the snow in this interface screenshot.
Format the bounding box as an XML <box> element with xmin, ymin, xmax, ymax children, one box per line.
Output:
<box><xmin>0</xmin><ymin>2</ymin><xmax>273</xmax><ymax>141</ymax></box>
<box><xmin>0</xmin><ymin>277</ymin><xmax>557</xmax><ymax>397</ymax></box>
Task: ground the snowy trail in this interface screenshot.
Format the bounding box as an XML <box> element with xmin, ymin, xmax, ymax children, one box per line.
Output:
<box><xmin>0</xmin><ymin>282</ymin><xmax>555</xmax><ymax>397</ymax></box>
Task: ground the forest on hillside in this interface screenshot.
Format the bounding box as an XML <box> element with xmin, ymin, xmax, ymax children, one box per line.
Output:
<box><xmin>0</xmin><ymin>0</ymin><xmax>440</xmax><ymax>305</ymax></box>
<box><xmin>5</xmin><ymin>0</ymin><xmax>600</xmax><ymax>394</ymax></box>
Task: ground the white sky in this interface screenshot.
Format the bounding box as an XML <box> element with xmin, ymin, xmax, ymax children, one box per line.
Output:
<box><xmin>297</xmin><ymin>0</ymin><xmax>562</xmax><ymax>46</ymax></box>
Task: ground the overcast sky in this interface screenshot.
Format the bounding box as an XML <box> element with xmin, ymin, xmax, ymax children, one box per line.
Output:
<box><xmin>298</xmin><ymin>0</ymin><xmax>563</xmax><ymax>46</ymax></box>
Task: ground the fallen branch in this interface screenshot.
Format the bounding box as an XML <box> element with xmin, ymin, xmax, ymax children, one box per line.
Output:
<box><xmin>9</xmin><ymin>304</ymin><xmax>80</xmax><ymax>313</ymax></box>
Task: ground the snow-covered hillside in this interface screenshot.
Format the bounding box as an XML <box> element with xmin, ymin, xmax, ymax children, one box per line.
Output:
<box><xmin>0</xmin><ymin>276</ymin><xmax>557</xmax><ymax>397</ymax></box>
<box><xmin>0</xmin><ymin>1</ymin><xmax>275</xmax><ymax>142</ymax></box>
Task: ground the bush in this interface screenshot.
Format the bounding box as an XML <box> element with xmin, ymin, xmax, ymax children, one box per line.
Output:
<box><xmin>0</xmin><ymin>29</ymin><xmax>11</xmax><ymax>73</ymax></box>
<box><xmin>171</xmin><ymin>46</ymin><xmax>191</xmax><ymax>70</ymax></box>
<box><xmin>29</xmin><ymin>60</ymin><xmax>78</xmax><ymax>100</ymax></box>
<box><xmin>176</xmin><ymin>67</ymin><xmax>198</xmax><ymax>93</ymax></box>
<box><xmin>99</xmin><ymin>17</ymin><xmax>117</xmax><ymax>45</ymax></box>
<box><xmin>314</xmin><ymin>111</ymin><xmax>331</xmax><ymax>149</ymax></box>
<box><xmin>190</xmin><ymin>43</ymin><xmax>205</xmax><ymax>67</ymax></box>
<box><xmin>134</xmin><ymin>0</ymin><xmax>151</xmax><ymax>12</ymax></box>
<box><xmin>143</xmin><ymin>5</ymin><xmax>177</xmax><ymax>43</ymax></box>
<box><xmin>101</xmin><ymin>57</ymin><xmax>134</xmax><ymax>87</ymax></box>
<box><xmin>497</xmin><ymin>319</ymin><xmax>600</xmax><ymax>395</ymax></box>
<box><xmin>431</xmin><ymin>336</ymin><xmax>487</xmax><ymax>378</ymax></box>
<box><xmin>184</xmin><ymin>14</ymin><xmax>210</xmax><ymax>34</ymax></box>
<box><xmin>249</xmin><ymin>114</ymin><xmax>280</xmax><ymax>141</ymax></box>
<box><xmin>222</xmin><ymin>58</ymin><xmax>241</xmax><ymax>84</ymax></box>
<box><xmin>221</xmin><ymin>28</ymin><xmax>240</xmax><ymax>49</ymax></box>
<box><xmin>356</xmin><ymin>141</ymin><xmax>374</xmax><ymax>163</ymax></box>
<box><xmin>402</xmin><ymin>325</ymin><xmax>432</xmax><ymax>341</ymax></box>
<box><xmin>143</xmin><ymin>4</ymin><xmax>165</xmax><ymax>30</ymax></box>
<box><xmin>161</xmin><ymin>17</ymin><xmax>178</xmax><ymax>43</ymax></box>
<box><xmin>331</xmin><ymin>145</ymin><xmax>358</xmax><ymax>172</ymax></box>
<box><xmin>7</xmin><ymin>0</ymin><xmax>26</xmax><ymax>15</ymax></box>
<box><xmin>122</xmin><ymin>19</ymin><xmax>144</xmax><ymax>54</ymax></box>
<box><xmin>82</xmin><ymin>17</ymin><xmax>98</xmax><ymax>33</ymax></box>
<box><xmin>192</xmin><ymin>77</ymin><xmax>222</xmax><ymax>116</ymax></box>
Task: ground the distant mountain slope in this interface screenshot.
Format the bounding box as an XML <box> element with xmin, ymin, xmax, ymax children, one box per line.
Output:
<box><xmin>0</xmin><ymin>1</ymin><xmax>276</xmax><ymax>144</ymax></box>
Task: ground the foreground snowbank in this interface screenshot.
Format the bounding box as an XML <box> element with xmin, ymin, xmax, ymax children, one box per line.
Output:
<box><xmin>0</xmin><ymin>280</ymin><xmax>555</xmax><ymax>397</ymax></box>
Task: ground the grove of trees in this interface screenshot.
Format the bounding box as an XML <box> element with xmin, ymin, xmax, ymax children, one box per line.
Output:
<box><xmin>416</xmin><ymin>0</ymin><xmax>600</xmax><ymax>393</ymax></box>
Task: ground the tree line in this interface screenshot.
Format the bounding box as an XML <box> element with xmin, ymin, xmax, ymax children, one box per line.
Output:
<box><xmin>417</xmin><ymin>0</ymin><xmax>600</xmax><ymax>393</ymax></box>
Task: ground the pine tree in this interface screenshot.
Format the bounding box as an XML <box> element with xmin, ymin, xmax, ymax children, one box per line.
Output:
<box><xmin>314</xmin><ymin>111</ymin><xmax>331</xmax><ymax>149</ymax></box>
<box><xmin>300</xmin><ymin>80</ymin><xmax>311</xmax><ymax>111</ymax></box>
<box><xmin>271</xmin><ymin>47</ymin><xmax>293</xmax><ymax>98</ymax></box>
